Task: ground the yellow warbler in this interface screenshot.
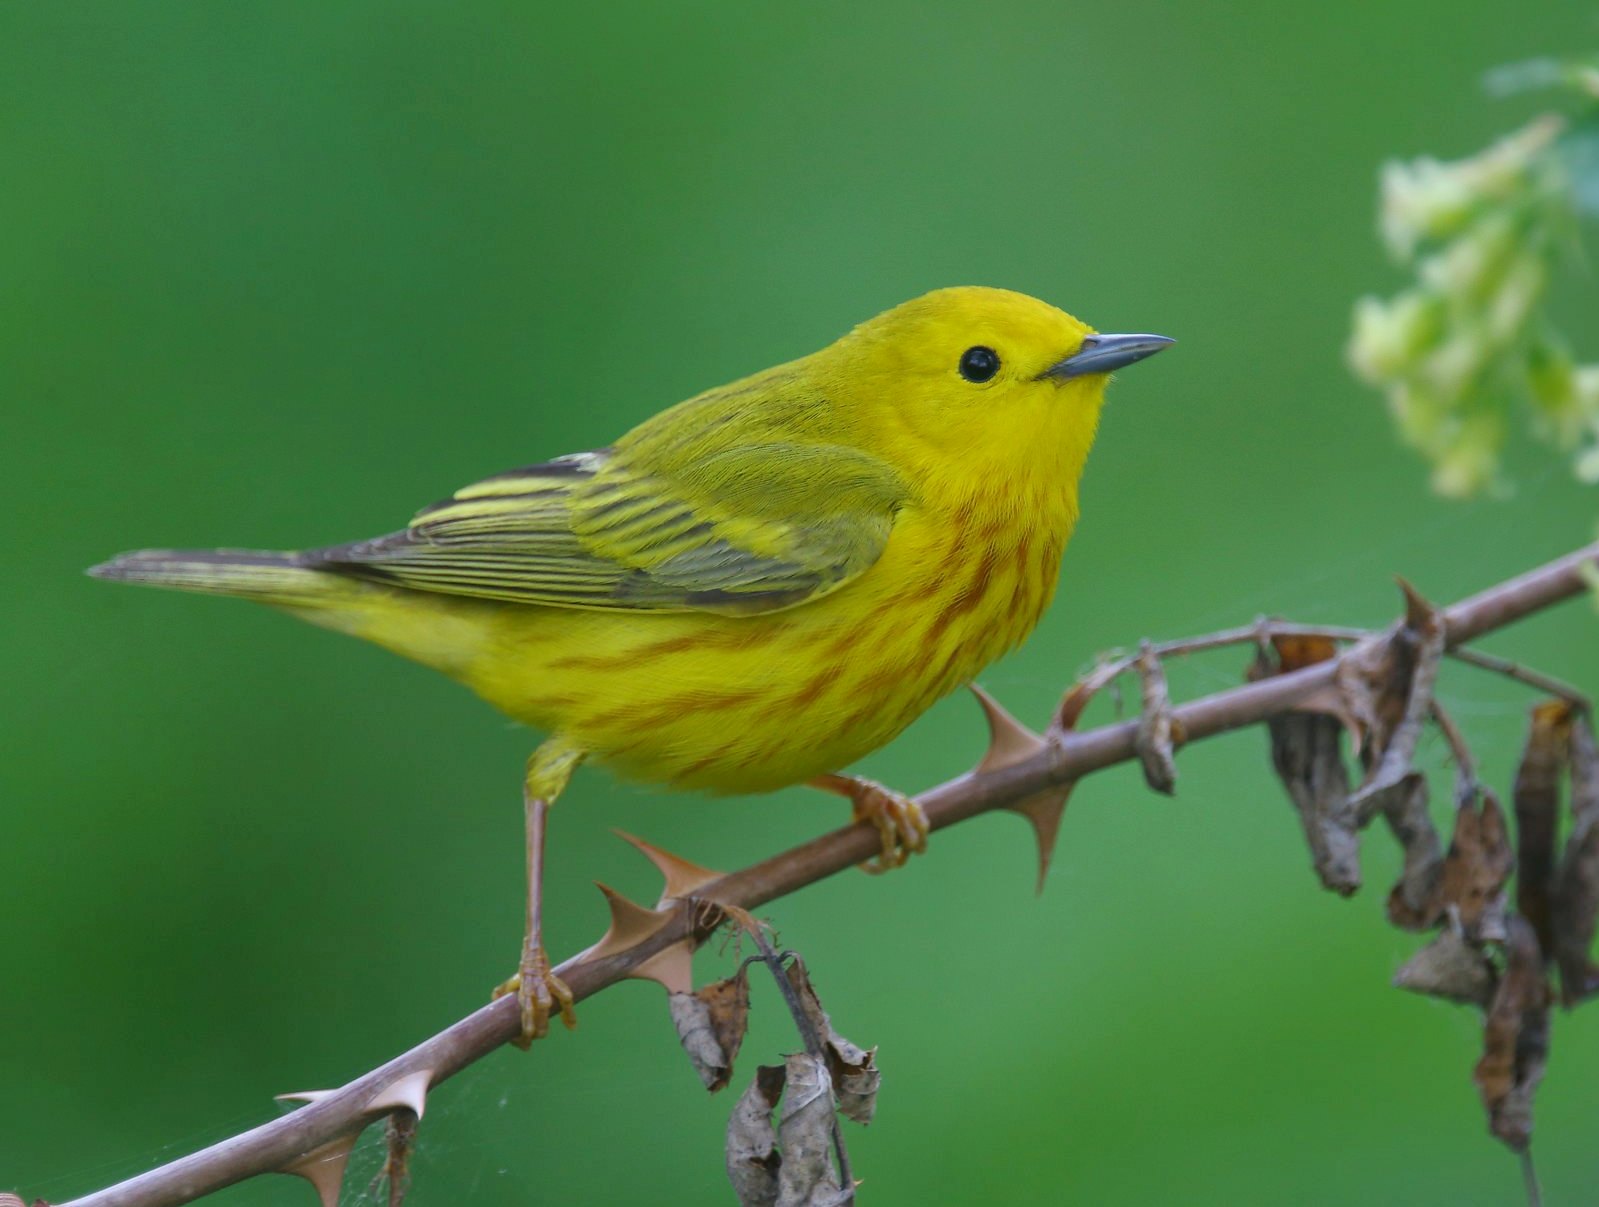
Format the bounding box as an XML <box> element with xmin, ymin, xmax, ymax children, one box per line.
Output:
<box><xmin>90</xmin><ymin>287</ymin><xmax>1171</xmax><ymax>1040</ymax></box>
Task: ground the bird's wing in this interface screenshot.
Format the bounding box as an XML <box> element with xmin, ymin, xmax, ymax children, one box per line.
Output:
<box><xmin>309</xmin><ymin>443</ymin><xmax>907</xmax><ymax>614</ymax></box>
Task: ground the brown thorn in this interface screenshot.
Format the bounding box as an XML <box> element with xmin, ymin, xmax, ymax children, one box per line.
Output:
<box><xmin>1396</xmin><ymin>575</ymin><xmax>1432</xmax><ymax>630</ymax></box>
<box><xmin>580</xmin><ymin>882</ymin><xmax>695</xmax><ymax>994</ymax></box>
<box><xmin>279</xmin><ymin>1133</ymin><xmax>360</xmax><ymax>1207</ymax></box>
<box><xmin>613</xmin><ymin>829</ymin><xmax>725</xmax><ymax>906</ymax></box>
<box><xmin>969</xmin><ymin>684</ymin><xmax>1073</xmax><ymax>892</ymax></box>
<box><xmin>633</xmin><ymin>940</ymin><xmax>696</xmax><ymax>995</ymax></box>
<box><xmin>585</xmin><ymin>883</ymin><xmax>675</xmax><ymax>957</ymax></box>
<box><xmin>368</xmin><ymin>1069</ymin><xmax>433</xmax><ymax>1120</ymax></box>
<box><xmin>970</xmin><ymin>683</ymin><xmax>1048</xmax><ymax>772</ymax></box>
<box><xmin>1010</xmin><ymin>786</ymin><xmax>1075</xmax><ymax>896</ymax></box>
<box><xmin>275</xmin><ymin>1089</ymin><xmax>338</xmax><ymax>1106</ymax></box>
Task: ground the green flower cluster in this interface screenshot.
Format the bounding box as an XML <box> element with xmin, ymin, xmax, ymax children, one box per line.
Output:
<box><xmin>1349</xmin><ymin>107</ymin><xmax>1597</xmax><ymax>496</ymax></box>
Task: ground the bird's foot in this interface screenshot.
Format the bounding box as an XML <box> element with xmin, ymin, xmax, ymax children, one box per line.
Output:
<box><xmin>493</xmin><ymin>943</ymin><xmax>576</xmax><ymax>1049</ymax></box>
<box><xmin>844</xmin><ymin>777</ymin><xmax>930</xmax><ymax>874</ymax></box>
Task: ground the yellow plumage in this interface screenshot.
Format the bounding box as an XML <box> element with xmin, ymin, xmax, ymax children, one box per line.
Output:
<box><xmin>91</xmin><ymin>285</ymin><xmax>1171</xmax><ymax>1037</ymax></box>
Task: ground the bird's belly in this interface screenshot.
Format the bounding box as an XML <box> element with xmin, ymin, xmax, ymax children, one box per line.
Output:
<box><xmin>463</xmin><ymin>511</ymin><xmax>1062</xmax><ymax>794</ymax></box>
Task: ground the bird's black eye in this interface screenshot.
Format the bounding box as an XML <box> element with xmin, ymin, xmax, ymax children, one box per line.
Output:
<box><xmin>958</xmin><ymin>346</ymin><xmax>1000</xmax><ymax>383</ymax></box>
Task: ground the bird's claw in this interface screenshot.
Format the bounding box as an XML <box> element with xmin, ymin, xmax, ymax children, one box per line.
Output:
<box><xmin>494</xmin><ymin>946</ymin><xmax>576</xmax><ymax>1048</ymax></box>
<box><xmin>851</xmin><ymin>780</ymin><xmax>930</xmax><ymax>874</ymax></box>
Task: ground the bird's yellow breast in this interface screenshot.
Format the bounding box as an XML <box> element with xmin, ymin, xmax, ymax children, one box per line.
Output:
<box><xmin>445</xmin><ymin>475</ymin><xmax>1074</xmax><ymax>793</ymax></box>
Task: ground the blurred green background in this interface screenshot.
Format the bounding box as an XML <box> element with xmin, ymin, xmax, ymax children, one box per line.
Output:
<box><xmin>4</xmin><ymin>3</ymin><xmax>1597</xmax><ymax>1204</ymax></box>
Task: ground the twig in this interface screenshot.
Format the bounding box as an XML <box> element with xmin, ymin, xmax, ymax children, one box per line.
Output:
<box><xmin>747</xmin><ymin>934</ymin><xmax>854</xmax><ymax>1199</ymax></box>
<box><xmin>50</xmin><ymin>540</ymin><xmax>1599</xmax><ymax>1207</ymax></box>
<box><xmin>1521</xmin><ymin>1149</ymin><xmax>1543</xmax><ymax>1207</ymax></box>
<box><xmin>1429</xmin><ymin>698</ymin><xmax>1479</xmax><ymax>792</ymax></box>
<box><xmin>1449</xmin><ymin>646</ymin><xmax>1592</xmax><ymax>713</ymax></box>
<box><xmin>1066</xmin><ymin>621</ymin><xmax>1374</xmax><ymax>726</ymax></box>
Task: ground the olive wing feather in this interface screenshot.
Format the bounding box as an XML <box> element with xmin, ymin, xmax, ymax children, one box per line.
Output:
<box><xmin>310</xmin><ymin>444</ymin><xmax>906</xmax><ymax>614</ymax></box>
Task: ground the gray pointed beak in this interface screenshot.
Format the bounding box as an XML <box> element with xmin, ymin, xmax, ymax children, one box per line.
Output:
<box><xmin>1043</xmin><ymin>332</ymin><xmax>1175</xmax><ymax>379</ymax></box>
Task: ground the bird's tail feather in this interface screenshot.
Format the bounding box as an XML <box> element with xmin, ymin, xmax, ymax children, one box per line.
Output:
<box><xmin>87</xmin><ymin>548</ymin><xmax>343</xmax><ymax>605</ymax></box>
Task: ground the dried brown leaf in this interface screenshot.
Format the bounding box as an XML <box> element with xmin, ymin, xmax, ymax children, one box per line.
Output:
<box><xmin>1552</xmin><ymin>717</ymin><xmax>1599</xmax><ymax>1004</ymax></box>
<box><xmin>1392</xmin><ymin>925</ymin><xmax>1495</xmax><ymax>1007</ymax></box>
<box><xmin>1335</xmin><ymin>635</ymin><xmax>1409</xmax><ymax>764</ymax></box>
<box><xmin>1391</xmin><ymin>784</ymin><xmax>1513</xmax><ymax>935</ymax></box>
<box><xmin>1349</xmin><ymin>597</ymin><xmax>1445</xmax><ymax>815</ymax></box>
<box><xmin>1514</xmin><ymin>702</ymin><xmax>1573</xmax><ymax>957</ymax></box>
<box><xmin>1378</xmin><ymin>774</ymin><xmax>1444</xmax><ymax>930</ymax></box>
<box><xmin>671</xmin><ymin>964</ymin><xmax>752</xmax><ymax>1092</ymax></box>
<box><xmin>1054</xmin><ymin>672</ymin><xmax>1107</xmax><ymax>732</ymax></box>
<box><xmin>1252</xmin><ymin>638</ymin><xmax>1362</xmax><ymax>895</ymax></box>
<box><xmin>1134</xmin><ymin>642</ymin><xmax>1179</xmax><ymax>794</ymax></box>
<box><xmin>726</xmin><ymin>1064</ymin><xmax>785</xmax><ymax>1207</ymax></box>
<box><xmin>784</xmin><ymin>958</ymin><xmax>880</xmax><ymax>1125</ymax></box>
<box><xmin>1474</xmin><ymin>916</ymin><xmax>1550</xmax><ymax>1152</ymax></box>
<box><xmin>776</xmin><ymin>1054</ymin><xmax>845</xmax><ymax>1207</ymax></box>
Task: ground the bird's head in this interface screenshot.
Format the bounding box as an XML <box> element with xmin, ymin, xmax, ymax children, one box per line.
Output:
<box><xmin>822</xmin><ymin>286</ymin><xmax>1172</xmax><ymax>492</ymax></box>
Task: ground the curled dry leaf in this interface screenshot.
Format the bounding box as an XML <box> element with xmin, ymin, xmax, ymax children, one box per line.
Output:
<box><xmin>670</xmin><ymin>964</ymin><xmax>752</xmax><ymax>1092</ymax></box>
<box><xmin>1347</xmin><ymin>590</ymin><xmax>1445</xmax><ymax>817</ymax></box>
<box><xmin>784</xmin><ymin>958</ymin><xmax>881</xmax><ymax>1125</ymax></box>
<box><xmin>726</xmin><ymin>1064</ymin><xmax>786</xmax><ymax>1207</ymax></box>
<box><xmin>776</xmin><ymin>1054</ymin><xmax>847</xmax><ymax>1207</ymax></box>
<box><xmin>1390</xmin><ymin>783</ymin><xmax>1512</xmax><ymax>936</ymax></box>
<box><xmin>1474</xmin><ymin>915</ymin><xmax>1551</xmax><ymax>1152</ymax></box>
<box><xmin>1392</xmin><ymin>923</ymin><xmax>1495</xmax><ymax>1007</ymax></box>
<box><xmin>1379</xmin><ymin>774</ymin><xmax>1444</xmax><ymax>930</ymax></box>
<box><xmin>1134</xmin><ymin>641</ymin><xmax>1179</xmax><ymax>794</ymax></box>
<box><xmin>1514</xmin><ymin>701</ymin><xmax>1572</xmax><ymax>956</ymax></box>
<box><xmin>1335</xmin><ymin>634</ymin><xmax>1409</xmax><ymax>764</ymax></box>
<box><xmin>1253</xmin><ymin>636</ymin><xmax>1362</xmax><ymax>895</ymax></box>
<box><xmin>1552</xmin><ymin>717</ymin><xmax>1599</xmax><ymax>1005</ymax></box>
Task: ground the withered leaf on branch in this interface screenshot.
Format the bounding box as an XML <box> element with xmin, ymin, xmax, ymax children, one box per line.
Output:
<box><xmin>1389</xmin><ymin>783</ymin><xmax>1512</xmax><ymax>936</ymax></box>
<box><xmin>1379</xmin><ymin>774</ymin><xmax>1444</xmax><ymax>931</ymax></box>
<box><xmin>1552</xmin><ymin>716</ymin><xmax>1599</xmax><ymax>1005</ymax></box>
<box><xmin>1253</xmin><ymin>637</ymin><xmax>1362</xmax><ymax>896</ymax></box>
<box><xmin>776</xmin><ymin>1054</ymin><xmax>849</xmax><ymax>1207</ymax></box>
<box><xmin>1335</xmin><ymin>632</ymin><xmax>1410</xmax><ymax>766</ymax></box>
<box><xmin>726</xmin><ymin>1064</ymin><xmax>785</xmax><ymax>1207</ymax></box>
<box><xmin>1514</xmin><ymin>701</ymin><xmax>1573</xmax><ymax>958</ymax></box>
<box><xmin>785</xmin><ymin>958</ymin><xmax>880</xmax><ymax>1125</ymax></box>
<box><xmin>1392</xmin><ymin>924</ymin><xmax>1495</xmax><ymax>1007</ymax></box>
<box><xmin>1347</xmin><ymin>589</ymin><xmax>1445</xmax><ymax>816</ymax></box>
<box><xmin>1474</xmin><ymin>915</ymin><xmax>1550</xmax><ymax>1153</ymax></box>
<box><xmin>670</xmin><ymin>964</ymin><xmax>752</xmax><ymax>1092</ymax></box>
<box><xmin>1134</xmin><ymin>641</ymin><xmax>1179</xmax><ymax>795</ymax></box>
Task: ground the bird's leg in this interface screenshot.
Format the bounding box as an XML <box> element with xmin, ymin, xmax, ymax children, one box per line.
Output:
<box><xmin>493</xmin><ymin>739</ymin><xmax>584</xmax><ymax>1047</ymax></box>
<box><xmin>810</xmin><ymin>772</ymin><xmax>930</xmax><ymax>874</ymax></box>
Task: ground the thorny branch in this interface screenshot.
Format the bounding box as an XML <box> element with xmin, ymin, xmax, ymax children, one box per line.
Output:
<box><xmin>32</xmin><ymin>540</ymin><xmax>1599</xmax><ymax>1207</ymax></box>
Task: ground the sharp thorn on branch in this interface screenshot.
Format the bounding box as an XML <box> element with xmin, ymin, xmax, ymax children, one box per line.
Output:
<box><xmin>581</xmin><ymin>883</ymin><xmax>696</xmax><ymax>994</ymax></box>
<box><xmin>969</xmin><ymin>684</ymin><xmax>1074</xmax><ymax>892</ymax></box>
<box><xmin>279</xmin><ymin>1133</ymin><xmax>360</xmax><ymax>1207</ymax></box>
<box><xmin>368</xmin><ymin>1069</ymin><xmax>433</xmax><ymax>1120</ymax></box>
<box><xmin>613</xmin><ymin>829</ymin><xmax>726</xmax><ymax>907</ymax></box>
